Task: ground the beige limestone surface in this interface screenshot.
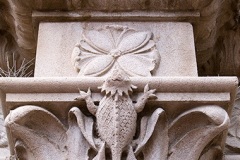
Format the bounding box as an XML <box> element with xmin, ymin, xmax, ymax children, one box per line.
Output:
<box><xmin>1</xmin><ymin>9</ymin><xmax>237</xmax><ymax>159</ymax></box>
<box><xmin>0</xmin><ymin>76</ymin><xmax>237</xmax><ymax>159</ymax></box>
<box><xmin>0</xmin><ymin>0</ymin><xmax>239</xmax><ymax>159</ymax></box>
<box><xmin>35</xmin><ymin>22</ymin><xmax>197</xmax><ymax>77</ymax></box>
<box><xmin>0</xmin><ymin>148</ymin><xmax>9</xmax><ymax>159</ymax></box>
<box><xmin>0</xmin><ymin>102</ymin><xmax>9</xmax><ymax>159</ymax></box>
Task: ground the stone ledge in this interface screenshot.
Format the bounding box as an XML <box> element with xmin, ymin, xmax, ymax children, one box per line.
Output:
<box><xmin>5</xmin><ymin>92</ymin><xmax>230</xmax><ymax>103</ymax></box>
<box><xmin>0</xmin><ymin>77</ymin><xmax>237</xmax><ymax>93</ymax></box>
<box><xmin>0</xmin><ymin>148</ymin><xmax>9</xmax><ymax>159</ymax></box>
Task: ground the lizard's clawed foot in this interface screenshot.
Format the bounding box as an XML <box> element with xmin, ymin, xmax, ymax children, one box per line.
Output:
<box><xmin>143</xmin><ymin>84</ymin><xmax>157</xmax><ymax>99</ymax></box>
<box><xmin>75</xmin><ymin>88</ymin><xmax>92</xmax><ymax>101</ymax></box>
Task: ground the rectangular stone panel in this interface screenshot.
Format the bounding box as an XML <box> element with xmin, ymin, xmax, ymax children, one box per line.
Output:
<box><xmin>35</xmin><ymin>22</ymin><xmax>197</xmax><ymax>77</ymax></box>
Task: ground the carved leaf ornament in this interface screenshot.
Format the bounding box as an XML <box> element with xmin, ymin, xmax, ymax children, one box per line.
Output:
<box><xmin>226</xmin><ymin>87</ymin><xmax>240</xmax><ymax>152</ymax></box>
<box><xmin>71</xmin><ymin>25</ymin><xmax>160</xmax><ymax>77</ymax></box>
<box><xmin>4</xmin><ymin>24</ymin><xmax>230</xmax><ymax>159</ymax></box>
<box><xmin>5</xmin><ymin>105</ymin><xmax>229</xmax><ymax>159</ymax></box>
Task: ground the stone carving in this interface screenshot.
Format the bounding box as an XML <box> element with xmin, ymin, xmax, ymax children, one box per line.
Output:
<box><xmin>2</xmin><ymin>0</ymin><xmax>240</xmax><ymax>77</ymax></box>
<box><xmin>196</xmin><ymin>0</ymin><xmax>240</xmax><ymax>76</ymax></box>
<box><xmin>0</xmin><ymin>0</ymin><xmax>238</xmax><ymax>159</ymax></box>
<box><xmin>0</xmin><ymin>26</ymin><xmax>34</xmax><ymax>157</ymax></box>
<box><xmin>75</xmin><ymin>68</ymin><xmax>156</xmax><ymax>159</ymax></box>
<box><xmin>0</xmin><ymin>113</ymin><xmax>7</xmax><ymax>148</ymax></box>
<box><xmin>71</xmin><ymin>25</ymin><xmax>160</xmax><ymax>77</ymax></box>
<box><xmin>5</xmin><ymin>69</ymin><xmax>230</xmax><ymax>159</ymax></box>
<box><xmin>226</xmin><ymin>87</ymin><xmax>240</xmax><ymax>154</ymax></box>
<box><xmin>0</xmin><ymin>109</ymin><xmax>9</xmax><ymax>159</ymax></box>
<box><xmin>0</xmin><ymin>0</ymin><xmax>36</xmax><ymax>60</ymax></box>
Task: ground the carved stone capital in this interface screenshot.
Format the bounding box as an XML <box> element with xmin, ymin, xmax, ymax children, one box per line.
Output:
<box><xmin>0</xmin><ymin>76</ymin><xmax>237</xmax><ymax>159</ymax></box>
<box><xmin>0</xmin><ymin>1</ymin><xmax>239</xmax><ymax>159</ymax></box>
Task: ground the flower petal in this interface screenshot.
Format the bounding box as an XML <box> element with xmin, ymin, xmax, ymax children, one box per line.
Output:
<box><xmin>131</xmin><ymin>40</ymin><xmax>155</xmax><ymax>54</ymax></box>
<box><xmin>83</xmin><ymin>30</ymin><xmax>115</xmax><ymax>53</ymax></box>
<box><xmin>117</xmin><ymin>31</ymin><xmax>152</xmax><ymax>54</ymax></box>
<box><xmin>79</xmin><ymin>40</ymin><xmax>104</xmax><ymax>55</ymax></box>
<box><xmin>71</xmin><ymin>45</ymin><xmax>82</xmax><ymax>67</ymax></box>
<box><xmin>78</xmin><ymin>52</ymin><xmax>97</xmax><ymax>67</ymax></box>
<box><xmin>117</xmin><ymin>54</ymin><xmax>154</xmax><ymax>77</ymax></box>
<box><xmin>134</xmin><ymin>49</ymin><xmax>161</xmax><ymax>71</ymax></box>
<box><xmin>80</xmin><ymin>55</ymin><xmax>114</xmax><ymax>76</ymax></box>
<box><xmin>72</xmin><ymin>51</ymin><xmax>98</xmax><ymax>72</ymax></box>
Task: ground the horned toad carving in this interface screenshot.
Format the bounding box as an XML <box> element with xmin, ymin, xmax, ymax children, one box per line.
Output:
<box><xmin>75</xmin><ymin>68</ymin><xmax>156</xmax><ymax>159</ymax></box>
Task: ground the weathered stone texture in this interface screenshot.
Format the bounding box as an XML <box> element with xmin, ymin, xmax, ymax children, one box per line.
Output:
<box><xmin>0</xmin><ymin>0</ymin><xmax>239</xmax><ymax>159</ymax></box>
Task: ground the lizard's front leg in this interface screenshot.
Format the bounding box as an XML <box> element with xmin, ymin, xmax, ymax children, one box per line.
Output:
<box><xmin>134</xmin><ymin>84</ymin><xmax>157</xmax><ymax>113</ymax></box>
<box><xmin>75</xmin><ymin>88</ymin><xmax>97</xmax><ymax>115</ymax></box>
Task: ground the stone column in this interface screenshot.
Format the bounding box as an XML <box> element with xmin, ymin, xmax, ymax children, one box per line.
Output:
<box><xmin>0</xmin><ymin>0</ymin><xmax>239</xmax><ymax>159</ymax></box>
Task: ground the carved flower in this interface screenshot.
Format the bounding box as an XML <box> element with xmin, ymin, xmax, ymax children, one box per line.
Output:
<box><xmin>71</xmin><ymin>25</ymin><xmax>160</xmax><ymax>77</ymax></box>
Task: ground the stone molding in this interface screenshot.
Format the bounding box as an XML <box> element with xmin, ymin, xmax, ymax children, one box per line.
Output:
<box><xmin>0</xmin><ymin>77</ymin><xmax>237</xmax><ymax>160</ymax></box>
<box><xmin>0</xmin><ymin>0</ymin><xmax>239</xmax><ymax>159</ymax></box>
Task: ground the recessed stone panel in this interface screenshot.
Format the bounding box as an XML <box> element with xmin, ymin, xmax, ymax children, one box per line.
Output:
<box><xmin>35</xmin><ymin>22</ymin><xmax>197</xmax><ymax>77</ymax></box>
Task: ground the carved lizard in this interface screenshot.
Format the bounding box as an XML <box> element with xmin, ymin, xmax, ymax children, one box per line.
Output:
<box><xmin>75</xmin><ymin>69</ymin><xmax>156</xmax><ymax>160</ymax></box>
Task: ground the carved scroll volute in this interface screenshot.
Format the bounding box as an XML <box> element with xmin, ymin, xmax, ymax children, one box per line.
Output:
<box><xmin>5</xmin><ymin>106</ymin><xmax>68</xmax><ymax>159</ymax></box>
<box><xmin>168</xmin><ymin>105</ymin><xmax>229</xmax><ymax>160</ymax></box>
<box><xmin>135</xmin><ymin>104</ymin><xmax>230</xmax><ymax>160</ymax></box>
<box><xmin>5</xmin><ymin>105</ymin><xmax>96</xmax><ymax>160</ymax></box>
<box><xmin>4</xmin><ymin>104</ymin><xmax>229</xmax><ymax>159</ymax></box>
<box><xmin>71</xmin><ymin>25</ymin><xmax>160</xmax><ymax>77</ymax></box>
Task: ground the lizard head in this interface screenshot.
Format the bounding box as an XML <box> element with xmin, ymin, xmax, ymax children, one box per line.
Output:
<box><xmin>98</xmin><ymin>67</ymin><xmax>137</xmax><ymax>97</ymax></box>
